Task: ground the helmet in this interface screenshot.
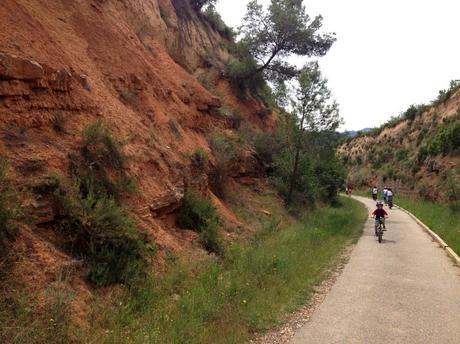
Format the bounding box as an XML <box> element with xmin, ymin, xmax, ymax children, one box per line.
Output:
<box><xmin>376</xmin><ymin>201</ymin><xmax>383</xmax><ymax>206</ymax></box>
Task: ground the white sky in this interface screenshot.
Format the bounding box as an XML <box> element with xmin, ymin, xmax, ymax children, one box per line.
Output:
<box><xmin>215</xmin><ymin>0</ymin><xmax>460</xmax><ymax>131</ymax></box>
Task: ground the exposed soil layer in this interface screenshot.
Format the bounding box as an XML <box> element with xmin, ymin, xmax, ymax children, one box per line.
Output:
<box><xmin>0</xmin><ymin>0</ymin><xmax>274</xmax><ymax>317</ymax></box>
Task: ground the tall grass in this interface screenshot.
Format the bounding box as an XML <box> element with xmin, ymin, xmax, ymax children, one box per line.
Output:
<box><xmin>396</xmin><ymin>197</ymin><xmax>460</xmax><ymax>255</ymax></box>
<box><xmin>86</xmin><ymin>197</ymin><xmax>366</xmax><ymax>343</ymax></box>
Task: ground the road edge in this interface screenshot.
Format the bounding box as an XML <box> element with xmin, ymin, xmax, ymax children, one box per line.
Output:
<box><xmin>395</xmin><ymin>204</ymin><xmax>460</xmax><ymax>267</ymax></box>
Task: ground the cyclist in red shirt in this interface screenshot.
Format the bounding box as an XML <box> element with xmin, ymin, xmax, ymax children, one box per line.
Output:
<box><xmin>372</xmin><ymin>201</ymin><xmax>388</xmax><ymax>230</ymax></box>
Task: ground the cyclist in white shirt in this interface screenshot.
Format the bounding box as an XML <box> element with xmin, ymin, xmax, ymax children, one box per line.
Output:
<box><xmin>372</xmin><ymin>186</ymin><xmax>378</xmax><ymax>201</ymax></box>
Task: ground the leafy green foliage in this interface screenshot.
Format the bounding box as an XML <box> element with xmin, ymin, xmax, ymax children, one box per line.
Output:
<box><xmin>191</xmin><ymin>148</ymin><xmax>209</xmax><ymax>170</ymax></box>
<box><xmin>420</xmin><ymin>120</ymin><xmax>460</xmax><ymax>158</ymax></box>
<box><xmin>433</xmin><ymin>80</ymin><xmax>460</xmax><ymax>106</ymax></box>
<box><xmin>209</xmin><ymin>132</ymin><xmax>243</xmax><ymax>198</ymax></box>
<box><xmin>177</xmin><ymin>191</ymin><xmax>223</xmax><ymax>255</ymax></box>
<box><xmin>73</xmin><ymin>120</ymin><xmax>135</xmax><ymax>200</ymax></box>
<box><xmin>86</xmin><ymin>197</ymin><xmax>366</xmax><ymax>343</ymax></box>
<box><xmin>275</xmin><ymin>64</ymin><xmax>343</xmax><ymax>205</ymax></box>
<box><xmin>50</xmin><ymin>176</ymin><xmax>147</xmax><ymax>287</ymax></box>
<box><xmin>395</xmin><ymin>149</ymin><xmax>409</xmax><ymax>161</ymax></box>
<box><xmin>236</xmin><ymin>0</ymin><xmax>335</xmax><ymax>82</ymax></box>
<box><xmin>403</xmin><ymin>105</ymin><xmax>418</xmax><ymax>121</ymax></box>
<box><xmin>191</xmin><ymin>0</ymin><xmax>216</xmax><ymax>11</ymax></box>
<box><xmin>81</xmin><ymin>120</ymin><xmax>125</xmax><ymax>170</ymax></box>
<box><xmin>227</xmin><ymin>42</ymin><xmax>268</xmax><ymax>97</ymax></box>
<box><xmin>441</xmin><ymin>171</ymin><xmax>460</xmax><ymax>208</ymax></box>
<box><xmin>203</xmin><ymin>5</ymin><xmax>234</xmax><ymax>39</ymax></box>
<box><xmin>0</xmin><ymin>158</ymin><xmax>17</xmax><ymax>256</ymax></box>
<box><xmin>47</xmin><ymin>122</ymin><xmax>146</xmax><ymax>286</ymax></box>
<box><xmin>83</xmin><ymin>195</ymin><xmax>147</xmax><ymax>285</ymax></box>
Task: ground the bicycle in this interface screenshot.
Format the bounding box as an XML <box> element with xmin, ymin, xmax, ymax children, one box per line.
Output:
<box><xmin>388</xmin><ymin>196</ymin><xmax>393</xmax><ymax>209</ymax></box>
<box><xmin>375</xmin><ymin>217</ymin><xmax>384</xmax><ymax>243</ymax></box>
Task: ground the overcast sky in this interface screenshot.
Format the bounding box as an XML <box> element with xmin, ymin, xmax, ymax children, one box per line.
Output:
<box><xmin>215</xmin><ymin>0</ymin><xmax>460</xmax><ymax>131</ymax></box>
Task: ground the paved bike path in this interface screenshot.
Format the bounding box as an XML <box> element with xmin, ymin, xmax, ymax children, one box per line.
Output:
<box><xmin>291</xmin><ymin>196</ymin><xmax>460</xmax><ymax>344</ymax></box>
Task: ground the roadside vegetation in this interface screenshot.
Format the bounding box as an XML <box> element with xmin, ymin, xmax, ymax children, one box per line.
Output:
<box><xmin>1</xmin><ymin>1</ymin><xmax>356</xmax><ymax>342</ymax></box>
<box><xmin>47</xmin><ymin>121</ymin><xmax>149</xmax><ymax>287</ymax></box>
<box><xmin>0</xmin><ymin>158</ymin><xmax>20</xmax><ymax>258</ymax></box>
<box><xmin>82</xmin><ymin>196</ymin><xmax>366</xmax><ymax>344</ymax></box>
<box><xmin>395</xmin><ymin>197</ymin><xmax>460</xmax><ymax>256</ymax></box>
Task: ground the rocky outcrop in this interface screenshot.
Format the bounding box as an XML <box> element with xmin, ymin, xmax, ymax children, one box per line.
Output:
<box><xmin>0</xmin><ymin>52</ymin><xmax>79</xmax><ymax>96</ymax></box>
<box><xmin>149</xmin><ymin>184</ymin><xmax>185</xmax><ymax>217</ymax></box>
<box><xmin>0</xmin><ymin>53</ymin><xmax>44</xmax><ymax>80</ymax></box>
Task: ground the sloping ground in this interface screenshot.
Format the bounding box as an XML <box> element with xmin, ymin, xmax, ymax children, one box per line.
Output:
<box><xmin>0</xmin><ymin>0</ymin><xmax>276</xmax><ymax>312</ymax></box>
<box><xmin>339</xmin><ymin>87</ymin><xmax>460</xmax><ymax>201</ymax></box>
<box><xmin>291</xmin><ymin>196</ymin><xmax>460</xmax><ymax>344</ymax></box>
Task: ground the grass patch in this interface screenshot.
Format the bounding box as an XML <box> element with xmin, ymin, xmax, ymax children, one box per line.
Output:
<box><xmin>85</xmin><ymin>196</ymin><xmax>366</xmax><ymax>343</ymax></box>
<box><xmin>0</xmin><ymin>276</ymin><xmax>80</xmax><ymax>344</ymax></box>
<box><xmin>395</xmin><ymin>197</ymin><xmax>460</xmax><ymax>255</ymax></box>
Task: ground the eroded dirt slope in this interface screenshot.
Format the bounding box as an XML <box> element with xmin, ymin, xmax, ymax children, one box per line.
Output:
<box><xmin>0</xmin><ymin>0</ymin><xmax>274</xmax><ymax>296</ymax></box>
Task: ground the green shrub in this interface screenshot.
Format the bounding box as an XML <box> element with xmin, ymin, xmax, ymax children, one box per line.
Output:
<box><xmin>395</xmin><ymin>149</ymin><xmax>409</xmax><ymax>161</ymax></box>
<box><xmin>253</xmin><ymin>130</ymin><xmax>282</xmax><ymax>171</ymax></box>
<box><xmin>191</xmin><ymin>148</ymin><xmax>209</xmax><ymax>170</ymax></box>
<box><xmin>403</xmin><ymin>105</ymin><xmax>418</xmax><ymax>121</ymax></box>
<box><xmin>425</xmin><ymin>121</ymin><xmax>460</xmax><ymax>156</ymax></box>
<box><xmin>177</xmin><ymin>191</ymin><xmax>217</xmax><ymax>231</ymax></box>
<box><xmin>227</xmin><ymin>43</ymin><xmax>267</xmax><ymax>98</ymax></box>
<box><xmin>203</xmin><ymin>6</ymin><xmax>234</xmax><ymax>39</ymax></box>
<box><xmin>83</xmin><ymin>195</ymin><xmax>147</xmax><ymax>285</ymax></box>
<box><xmin>433</xmin><ymin>80</ymin><xmax>460</xmax><ymax>106</ymax></box>
<box><xmin>82</xmin><ymin>120</ymin><xmax>125</xmax><ymax>170</ymax></box>
<box><xmin>0</xmin><ymin>158</ymin><xmax>17</xmax><ymax>256</ymax></box>
<box><xmin>50</xmin><ymin>176</ymin><xmax>147</xmax><ymax>286</ymax></box>
<box><xmin>177</xmin><ymin>191</ymin><xmax>223</xmax><ymax>255</ymax></box>
<box><xmin>191</xmin><ymin>0</ymin><xmax>216</xmax><ymax>11</ymax></box>
<box><xmin>46</xmin><ymin>121</ymin><xmax>146</xmax><ymax>286</ymax></box>
<box><xmin>417</xmin><ymin>146</ymin><xmax>429</xmax><ymax>163</ymax></box>
<box><xmin>442</xmin><ymin>172</ymin><xmax>460</xmax><ymax>207</ymax></box>
<box><xmin>209</xmin><ymin>132</ymin><xmax>241</xmax><ymax>198</ymax></box>
<box><xmin>74</xmin><ymin>121</ymin><xmax>135</xmax><ymax>200</ymax></box>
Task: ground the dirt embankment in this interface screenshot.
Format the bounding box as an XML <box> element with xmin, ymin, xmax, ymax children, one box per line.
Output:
<box><xmin>0</xmin><ymin>0</ymin><xmax>275</xmax><ymax>306</ymax></box>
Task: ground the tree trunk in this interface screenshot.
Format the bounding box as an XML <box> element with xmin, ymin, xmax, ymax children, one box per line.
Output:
<box><xmin>287</xmin><ymin>142</ymin><xmax>301</xmax><ymax>205</ymax></box>
<box><xmin>287</xmin><ymin>108</ymin><xmax>306</xmax><ymax>205</ymax></box>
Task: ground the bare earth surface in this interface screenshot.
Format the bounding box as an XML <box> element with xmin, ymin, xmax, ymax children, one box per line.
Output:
<box><xmin>291</xmin><ymin>196</ymin><xmax>460</xmax><ymax>344</ymax></box>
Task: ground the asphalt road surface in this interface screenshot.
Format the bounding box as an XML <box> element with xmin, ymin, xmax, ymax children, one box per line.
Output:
<box><xmin>291</xmin><ymin>195</ymin><xmax>460</xmax><ymax>344</ymax></box>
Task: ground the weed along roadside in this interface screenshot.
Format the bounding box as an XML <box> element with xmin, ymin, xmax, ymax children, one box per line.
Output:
<box><xmin>393</xmin><ymin>197</ymin><xmax>460</xmax><ymax>256</ymax></box>
<box><xmin>84</xmin><ymin>197</ymin><xmax>366</xmax><ymax>343</ymax></box>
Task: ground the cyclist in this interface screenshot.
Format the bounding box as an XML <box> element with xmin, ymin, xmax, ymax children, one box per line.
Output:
<box><xmin>371</xmin><ymin>186</ymin><xmax>378</xmax><ymax>201</ymax></box>
<box><xmin>372</xmin><ymin>201</ymin><xmax>388</xmax><ymax>232</ymax></box>
<box><xmin>382</xmin><ymin>186</ymin><xmax>388</xmax><ymax>205</ymax></box>
<box><xmin>387</xmin><ymin>188</ymin><xmax>394</xmax><ymax>208</ymax></box>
